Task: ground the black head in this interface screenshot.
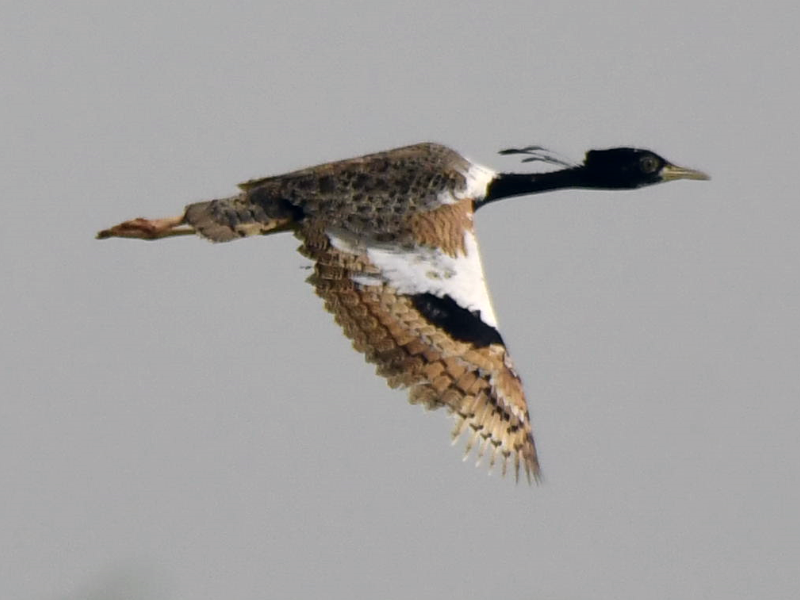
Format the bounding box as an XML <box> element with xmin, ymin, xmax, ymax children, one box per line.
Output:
<box><xmin>484</xmin><ymin>144</ymin><xmax>709</xmax><ymax>205</ymax></box>
<box><xmin>582</xmin><ymin>148</ymin><xmax>710</xmax><ymax>189</ymax></box>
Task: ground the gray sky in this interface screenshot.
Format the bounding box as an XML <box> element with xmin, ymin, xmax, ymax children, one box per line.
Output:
<box><xmin>3</xmin><ymin>2</ymin><xmax>798</xmax><ymax>599</ymax></box>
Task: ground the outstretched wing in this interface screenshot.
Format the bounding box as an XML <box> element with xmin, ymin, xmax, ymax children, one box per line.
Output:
<box><xmin>297</xmin><ymin>202</ymin><xmax>541</xmax><ymax>482</ymax></box>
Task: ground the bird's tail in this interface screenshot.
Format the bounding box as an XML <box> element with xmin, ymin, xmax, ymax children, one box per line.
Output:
<box><xmin>183</xmin><ymin>196</ymin><xmax>297</xmax><ymax>242</ymax></box>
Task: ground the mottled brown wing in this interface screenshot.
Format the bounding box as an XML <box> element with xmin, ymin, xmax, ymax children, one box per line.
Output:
<box><xmin>180</xmin><ymin>143</ymin><xmax>480</xmax><ymax>244</ymax></box>
<box><xmin>237</xmin><ymin>143</ymin><xmax>474</xmax><ymax>239</ymax></box>
<box><xmin>298</xmin><ymin>221</ymin><xmax>541</xmax><ymax>482</ymax></box>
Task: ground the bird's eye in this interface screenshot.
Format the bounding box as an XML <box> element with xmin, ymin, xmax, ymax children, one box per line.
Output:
<box><xmin>639</xmin><ymin>155</ymin><xmax>660</xmax><ymax>173</ymax></box>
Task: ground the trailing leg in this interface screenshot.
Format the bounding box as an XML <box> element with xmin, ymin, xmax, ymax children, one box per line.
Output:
<box><xmin>96</xmin><ymin>214</ymin><xmax>193</xmax><ymax>240</ymax></box>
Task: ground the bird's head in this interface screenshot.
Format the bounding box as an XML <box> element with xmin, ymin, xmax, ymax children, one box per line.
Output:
<box><xmin>581</xmin><ymin>148</ymin><xmax>710</xmax><ymax>189</ymax></box>
<box><xmin>486</xmin><ymin>144</ymin><xmax>710</xmax><ymax>204</ymax></box>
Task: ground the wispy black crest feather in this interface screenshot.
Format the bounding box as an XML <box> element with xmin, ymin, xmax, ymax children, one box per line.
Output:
<box><xmin>498</xmin><ymin>146</ymin><xmax>577</xmax><ymax>168</ymax></box>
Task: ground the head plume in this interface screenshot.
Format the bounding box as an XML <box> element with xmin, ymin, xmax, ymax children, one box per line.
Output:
<box><xmin>498</xmin><ymin>145</ymin><xmax>578</xmax><ymax>169</ymax></box>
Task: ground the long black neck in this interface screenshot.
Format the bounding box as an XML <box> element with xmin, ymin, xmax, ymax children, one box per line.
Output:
<box><xmin>479</xmin><ymin>167</ymin><xmax>590</xmax><ymax>208</ymax></box>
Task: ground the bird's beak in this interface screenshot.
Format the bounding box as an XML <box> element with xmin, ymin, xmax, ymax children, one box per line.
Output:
<box><xmin>661</xmin><ymin>163</ymin><xmax>710</xmax><ymax>182</ymax></box>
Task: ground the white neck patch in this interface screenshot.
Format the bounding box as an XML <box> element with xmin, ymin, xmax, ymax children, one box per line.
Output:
<box><xmin>437</xmin><ymin>163</ymin><xmax>497</xmax><ymax>206</ymax></box>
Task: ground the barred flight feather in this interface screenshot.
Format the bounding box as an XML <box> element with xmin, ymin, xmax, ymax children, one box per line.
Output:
<box><xmin>298</xmin><ymin>215</ymin><xmax>540</xmax><ymax>483</ymax></box>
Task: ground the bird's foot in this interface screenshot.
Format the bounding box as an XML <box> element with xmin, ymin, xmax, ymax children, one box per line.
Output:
<box><xmin>96</xmin><ymin>215</ymin><xmax>193</xmax><ymax>240</ymax></box>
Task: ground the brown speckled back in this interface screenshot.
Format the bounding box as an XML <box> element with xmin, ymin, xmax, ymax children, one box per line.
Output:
<box><xmin>239</xmin><ymin>142</ymin><xmax>473</xmax><ymax>238</ymax></box>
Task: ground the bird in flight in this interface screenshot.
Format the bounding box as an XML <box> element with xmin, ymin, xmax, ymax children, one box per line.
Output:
<box><xmin>98</xmin><ymin>142</ymin><xmax>708</xmax><ymax>482</ymax></box>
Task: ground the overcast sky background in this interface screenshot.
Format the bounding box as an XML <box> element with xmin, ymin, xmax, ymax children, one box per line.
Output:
<box><xmin>3</xmin><ymin>2</ymin><xmax>798</xmax><ymax>599</ymax></box>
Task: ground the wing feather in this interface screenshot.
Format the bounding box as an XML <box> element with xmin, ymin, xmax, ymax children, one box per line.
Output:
<box><xmin>298</xmin><ymin>219</ymin><xmax>541</xmax><ymax>482</ymax></box>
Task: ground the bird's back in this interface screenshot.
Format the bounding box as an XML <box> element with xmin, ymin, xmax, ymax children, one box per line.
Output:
<box><xmin>238</xmin><ymin>142</ymin><xmax>482</xmax><ymax>237</ymax></box>
<box><xmin>182</xmin><ymin>142</ymin><xmax>494</xmax><ymax>244</ymax></box>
